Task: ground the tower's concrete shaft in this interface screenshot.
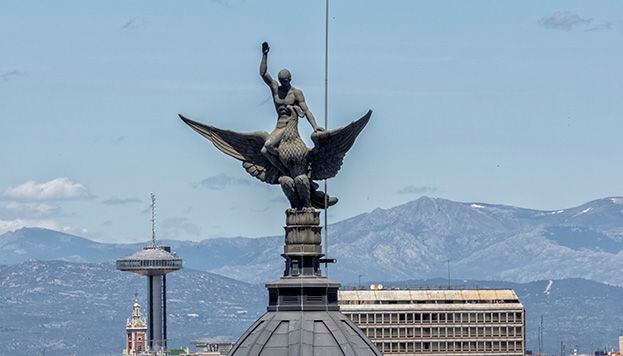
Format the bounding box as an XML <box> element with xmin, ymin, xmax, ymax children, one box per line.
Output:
<box><xmin>149</xmin><ymin>275</ymin><xmax>163</xmax><ymax>351</ymax></box>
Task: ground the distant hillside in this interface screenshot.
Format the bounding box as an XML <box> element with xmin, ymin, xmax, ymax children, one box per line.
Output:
<box><xmin>0</xmin><ymin>227</ymin><xmax>282</xmax><ymax>282</ymax></box>
<box><xmin>1</xmin><ymin>261</ymin><xmax>622</xmax><ymax>355</ymax></box>
<box><xmin>3</xmin><ymin>197</ymin><xmax>623</xmax><ymax>285</ymax></box>
<box><xmin>0</xmin><ymin>260</ymin><xmax>265</xmax><ymax>356</ymax></box>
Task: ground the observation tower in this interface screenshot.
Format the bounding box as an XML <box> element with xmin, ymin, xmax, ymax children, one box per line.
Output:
<box><xmin>116</xmin><ymin>194</ymin><xmax>182</xmax><ymax>354</ymax></box>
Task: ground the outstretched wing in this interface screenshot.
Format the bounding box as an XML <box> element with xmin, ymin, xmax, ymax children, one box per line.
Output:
<box><xmin>179</xmin><ymin>114</ymin><xmax>281</xmax><ymax>184</ymax></box>
<box><xmin>309</xmin><ymin>110</ymin><xmax>372</xmax><ymax>180</ymax></box>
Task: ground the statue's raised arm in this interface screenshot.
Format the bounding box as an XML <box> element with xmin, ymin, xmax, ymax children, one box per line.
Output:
<box><xmin>259</xmin><ymin>42</ymin><xmax>276</xmax><ymax>88</ymax></box>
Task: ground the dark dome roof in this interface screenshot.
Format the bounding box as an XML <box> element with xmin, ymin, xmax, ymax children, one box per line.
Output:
<box><xmin>229</xmin><ymin>310</ymin><xmax>381</xmax><ymax>356</ymax></box>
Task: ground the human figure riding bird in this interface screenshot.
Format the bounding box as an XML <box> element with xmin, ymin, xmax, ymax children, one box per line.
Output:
<box><xmin>179</xmin><ymin>42</ymin><xmax>371</xmax><ymax>210</ymax></box>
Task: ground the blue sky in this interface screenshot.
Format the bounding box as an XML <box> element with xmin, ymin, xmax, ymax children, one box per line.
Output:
<box><xmin>1</xmin><ymin>0</ymin><xmax>622</xmax><ymax>242</ymax></box>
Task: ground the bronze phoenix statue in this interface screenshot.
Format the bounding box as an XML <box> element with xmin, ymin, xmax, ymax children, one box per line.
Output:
<box><xmin>179</xmin><ymin>42</ymin><xmax>371</xmax><ymax>209</ymax></box>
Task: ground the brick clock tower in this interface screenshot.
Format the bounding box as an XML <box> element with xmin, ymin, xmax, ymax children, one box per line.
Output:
<box><xmin>123</xmin><ymin>300</ymin><xmax>148</xmax><ymax>355</ymax></box>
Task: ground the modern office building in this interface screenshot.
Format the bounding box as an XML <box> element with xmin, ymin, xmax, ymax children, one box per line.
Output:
<box><xmin>339</xmin><ymin>289</ymin><xmax>525</xmax><ymax>356</ymax></box>
<box><xmin>606</xmin><ymin>336</ymin><xmax>623</xmax><ymax>356</ymax></box>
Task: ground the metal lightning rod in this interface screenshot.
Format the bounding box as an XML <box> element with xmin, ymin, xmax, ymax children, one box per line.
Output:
<box><xmin>447</xmin><ymin>259</ymin><xmax>451</xmax><ymax>289</ymax></box>
<box><xmin>150</xmin><ymin>193</ymin><xmax>157</xmax><ymax>247</ymax></box>
<box><xmin>323</xmin><ymin>0</ymin><xmax>330</xmax><ymax>276</ymax></box>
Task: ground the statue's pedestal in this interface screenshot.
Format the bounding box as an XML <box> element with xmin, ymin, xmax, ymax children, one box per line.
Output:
<box><xmin>283</xmin><ymin>208</ymin><xmax>322</xmax><ymax>255</ymax></box>
<box><xmin>270</xmin><ymin>208</ymin><xmax>339</xmax><ymax>311</ymax></box>
<box><xmin>227</xmin><ymin>208</ymin><xmax>382</xmax><ymax>356</ymax></box>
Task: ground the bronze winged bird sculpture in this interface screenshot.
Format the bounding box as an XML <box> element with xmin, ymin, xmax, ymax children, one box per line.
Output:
<box><xmin>179</xmin><ymin>41</ymin><xmax>371</xmax><ymax>209</ymax></box>
<box><xmin>179</xmin><ymin>111</ymin><xmax>371</xmax><ymax>209</ymax></box>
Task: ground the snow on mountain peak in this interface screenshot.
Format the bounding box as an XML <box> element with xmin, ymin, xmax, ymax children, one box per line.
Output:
<box><xmin>544</xmin><ymin>279</ymin><xmax>554</xmax><ymax>295</ymax></box>
<box><xmin>573</xmin><ymin>207</ymin><xmax>593</xmax><ymax>217</ymax></box>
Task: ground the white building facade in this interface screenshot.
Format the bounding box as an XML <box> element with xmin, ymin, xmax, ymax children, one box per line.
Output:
<box><xmin>339</xmin><ymin>289</ymin><xmax>525</xmax><ymax>356</ymax></box>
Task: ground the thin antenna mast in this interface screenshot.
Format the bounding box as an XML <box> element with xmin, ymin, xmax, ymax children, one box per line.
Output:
<box><xmin>447</xmin><ymin>259</ymin><xmax>451</xmax><ymax>289</ymax></box>
<box><xmin>323</xmin><ymin>0</ymin><xmax>330</xmax><ymax>275</ymax></box>
<box><xmin>539</xmin><ymin>315</ymin><xmax>544</xmax><ymax>355</ymax></box>
<box><xmin>150</xmin><ymin>193</ymin><xmax>157</xmax><ymax>247</ymax></box>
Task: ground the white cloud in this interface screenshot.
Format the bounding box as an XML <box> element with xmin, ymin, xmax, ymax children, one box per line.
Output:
<box><xmin>3</xmin><ymin>178</ymin><xmax>92</xmax><ymax>201</ymax></box>
<box><xmin>396</xmin><ymin>185</ymin><xmax>438</xmax><ymax>195</ymax></box>
<box><xmin>162</xmin><ymin>217</ymin><xmax>202</xmax><ymax>237</ymax></box>
<box><xmin>0</xmin><ymin>219</ymin><xmax>61</xmax><ymax>235</ymax></box>
<box><xmin>538</xmin><ymin>11</ymin><xmax>591</xmax><ymax>31</ymax></box>
<box><xmin>1</xmin><ymin>70</ymin><xmax>24</xmax><ymax>81</ymax></box>
<box><xmin>120</xmin><ymin>16</ymin><xmax>142</xmax><ymax>30</ymax></box>
<box><xmin>102</xmin><ymin>197</ymin><xmax>142</xmax><ymax>205</ymax></box>
<box><xmin>0</xmin><ymin>219</ymin><xmax>89</xmax><ymax>236</ymax></box>
<box><xmin>585</xmin><ymin>22</ymin><xmax>612</xmax><ymax>32</ymax></box>
<box><xmin>538</xmin><ymin>11</ymin><xmax>612</xmax><ymax>32</ymax></box>
<box><xmin>194</xmin><ymin>173</ymin><xmax>252</xmax><ymax>191</ymax></box>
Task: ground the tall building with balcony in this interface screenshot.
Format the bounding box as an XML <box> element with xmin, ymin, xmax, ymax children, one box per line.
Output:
<box><xmin>339</xmin><ymin>289</ymin><xmax>525</xmax><ymax>355</ymax></box>
<box><xmin>117</xmin><ymin>246</ymin><xmax>182</xmax><ymax>353</ymax></box>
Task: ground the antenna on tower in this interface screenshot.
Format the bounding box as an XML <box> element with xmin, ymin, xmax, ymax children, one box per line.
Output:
<box><xmin>150</xmin><ymin>193</ymin><xmax>157</xmax><ymax>247</ymax></box>
<box><xmin>538</xmin><ymin>315</ymin><xmax>544</xmax><ymax>355</ymax></box>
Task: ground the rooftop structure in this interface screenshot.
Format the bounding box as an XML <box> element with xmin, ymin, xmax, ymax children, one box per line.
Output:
<box><xmin>189</xmin><ymin>338</ymin><xmax>234</xmax><ymax>355</ymax></box>
<box><xmin>116</xmin><ymin>194</ymin><xmax>182</xmax><ymax>354</ymax></box>
<box><xmin>339</xmin><ymin>289</ymin><xmax>525</xmax><ymax>355</ymax></box>
<box><xmin>226</xmin><ymin>209</ymin><xmax>382</xmax><ymax>356</ymax></box>
<box><xmin>340</xmin><ymin>289</ymin><xmax>522</xmax><ymax>304</ymax></box>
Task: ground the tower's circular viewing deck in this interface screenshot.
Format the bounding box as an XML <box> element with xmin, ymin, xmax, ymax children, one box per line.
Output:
<box><xmin>116</xmin><ymin>246</ymin><xmax>183</xmax><ymax>275</ymax></box>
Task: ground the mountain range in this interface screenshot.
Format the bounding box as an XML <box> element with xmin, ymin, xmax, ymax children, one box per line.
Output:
<box><xmin>3</xmin><ymin>197</ymin><xmax>623</xmax><ymax>355</ymax></box>
<box><xmin>0</xmin><ymin>260</ymin><xmax>265</xmax><ymax>356</ymax></box>
<box><xmin>2</xmin><ymin>260</ymin><xmax>622</xmax><ymax>355</ymax></box>
<box><xmin>2</xmin><ymin>196</ymin><xmax>623</xmax><ymax>285</ymax></box>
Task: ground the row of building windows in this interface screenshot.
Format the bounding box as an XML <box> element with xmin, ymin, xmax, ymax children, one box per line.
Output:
<box><xmin>117</xmin><ymin>259</ymin><xmax>182</xmax><ymax>268</ymax></box>
<box><xmin>345</xmin><ymin>311</ymin><xmax>523</xmax><ymax>325</ymax></box>
<box><xmin>341</xmin><ymin>299</ymin><xmax>518</xmax><ymax>305</ymax></box>
<box><xmin>360</xmin><ymin>326</ymin><xmax>523</xmax><ymax>339</ymax></box>
<box><xmin>375</xmin><ymin>340</ymin><xmax>524</xmax><ymax>354</ymax></box>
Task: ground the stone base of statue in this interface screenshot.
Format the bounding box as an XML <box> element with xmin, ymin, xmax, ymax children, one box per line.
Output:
<box><xmin>227</xmin><ymin>208</ymin><xmax>382</xmax><ymax>356</ymax></box>
<box><xmin>283</xmin><ymin>208</ymin><xmax>322</xmax><ymax>255</ymax></box>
